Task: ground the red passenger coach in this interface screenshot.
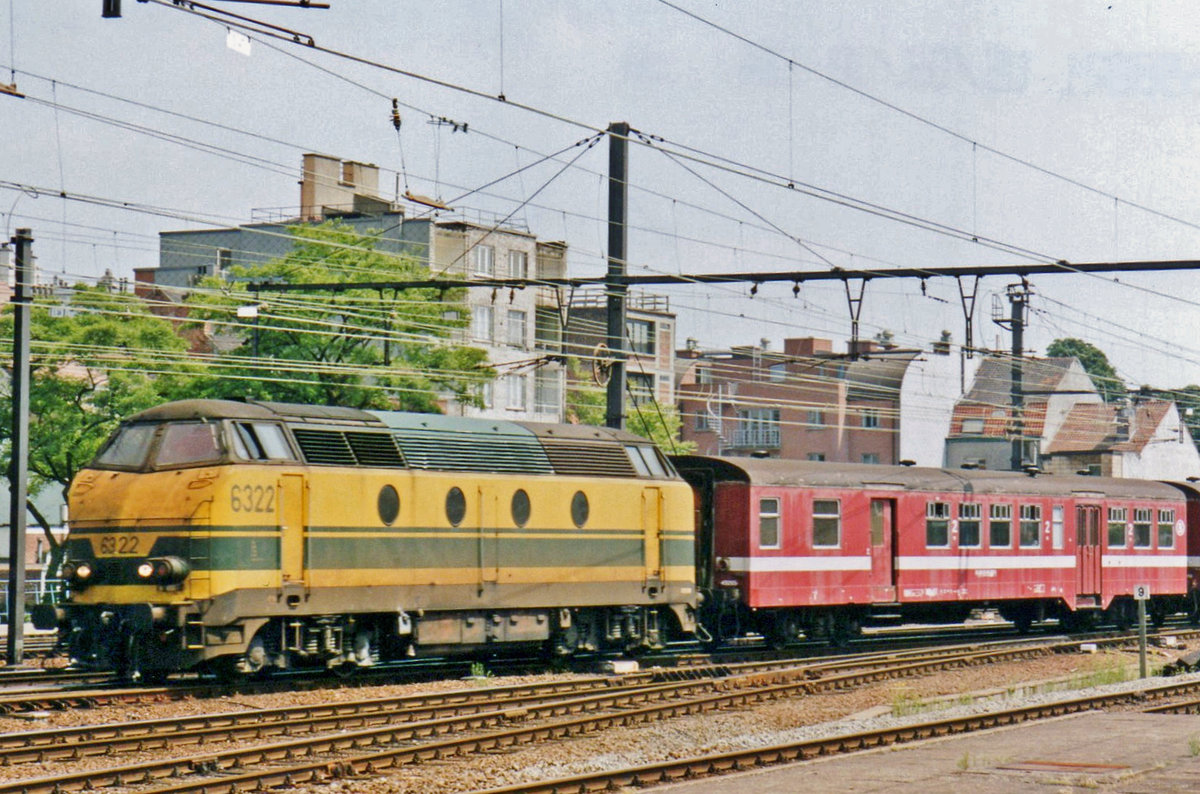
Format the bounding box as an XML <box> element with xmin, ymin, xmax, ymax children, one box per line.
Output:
<box><xmin>674</xmin><ymin>457</ymin><xmax>1189</xmax><ymax>645</ymax></box>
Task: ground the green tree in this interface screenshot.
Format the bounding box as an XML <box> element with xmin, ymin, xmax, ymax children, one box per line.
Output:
<box><xmin>186</xmin><ymin>223</ymin><xmax>492</xmax><ymax>411</ymax></box>
<box><xmin>565</xmin><ymin>360</ymin><xmax>695</xmax><ymax>454</ymax></box>
<box><xmin>0</xmin><ymin>285</ymin><xmax>201</xmax><ymax>577</ymax></box>
<box><xmin>1046</xmin><ymin>338</ymin><xmax>1125</xmax><ymax>403</ymax></box>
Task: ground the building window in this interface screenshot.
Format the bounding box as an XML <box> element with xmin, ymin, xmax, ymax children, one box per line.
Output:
<box><xmin>926</xmin><ymin>502</ymin><xmax>950</xmax><ymax>547</ymax></box>
<box><xmin>472</xmin><ymin>244</ymin><xmax>495</xmax><ymax>276</ymax></box>
<box><xmin>1019</xmin><ymin>504</ymin><xmax>1041</xmax><ymax>547</ymax></box>
<box><xmin>479</xmin><ymin>380</ymin><xmax>494</xmax><ymax>409</ymax></box>
<box><xmin>1132</xmin><ymin>508</ymin><xmax>1152</xmax><ymax>548</ymax></box>
<box><xmin>627</xmin><ymin>318</ymin><xmax>654</xmax><ymax>355</ymax></box>
<box><xmin>471</xmin><ymin>305</ymin><xmax>493</xmax><ymax>341</ymax></box>
<box><xmin>961</xmin><ymin>418</ymin><xmax>985</xmax><ymax>434</ymax></box>
<box><xmin>806</xmin><ymin>409</ymin><xmax>824</xmax><ymax>427</ymax></box>
<box><xmin>216</xmin><ymin>248</ymin><xmax>231</xmax><ymax>277</ymax></box>
<box><xmin>807</xmin><ymin>453</ymin><xmax>826</xmax><ymax>462</ymax></box>
<box><xmin>1107</xmin><ymin>507</ymin><xmax>1126</xmax><ymax>548</ymax></box>
<box><xmin>812</xmin><ymin>499</ymin><xmax>840</xmax><ymax>547</ymax></box>
<box><xmin>860</xmin><ymin>453</ymin><xmax>880</xmax><ymax>464</ymax></box>
<box><xmin>1158</xmin><ymin>509</ymin><xmax>1175</xmax><ymax>548</ymax></box>
<box><xmin>959</xmin><ymin>503</ymin><xmax>982</xmax><ymax>547</ymax></box>
<box><xmin>758</xmin><ymin>497</ymin><xmax>780</xmax><ymax>549</ymax></box>
<box><xmin>628</xmin><ymin>372</ymin><xmax>654</xmax><ymax>406</ymax></box>
<box><xmin>768</xmin><ymin>363</ymin><xmax>787</xmax><ymax>383</ymax></box>
<box><xmin>534</xmin><ymin>310</ymin><xmax>560</xmax><ymax>351</ymax></box>
<box><xmin>862</xmin><ymin>408</ymin><xmax>880</xmax><ymax>429</ymax></box>
<box><xmin>534</xmin><ymin>369</ymin><xmax>559</xmax><ymax>414</ymax></box>
<box><xmin>507</xmin><ymin>250</ymin><xmax>527</xmax><ymax>279</ymax></box>
<box><xmin>735</xmin><ymin>408</ymin><xmax>780</xmax><ymax>448</ymax></box>
<box><xmin>506</xmin><ymin>375</ymin><xmax>527</xmax><ymax>411</ymax></box>
<box><xmin>989</xmin><ymin>503</ymin><xmax>1011</xmax><ymax>547</ymax></box>
<box><xmin>696</xmin><ymin>367</ymin><xmax>713</xmax><ymax>385</ymax></box>
<box><xmin>506</xmin><ymin>309</ymin><xmax>527</xmax><ymax>348</ymax></box>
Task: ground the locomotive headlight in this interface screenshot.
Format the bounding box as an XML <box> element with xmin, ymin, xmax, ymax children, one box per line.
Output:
<box><xmin>74</xmin><ymin>562</ymin><xmax>94</xmax><ymax>580</ymax></box>
<box><xmin>139</xmin><ymin>556</ymin><xmax>191</xmax><ymax>585</ymax></box>
<box><xmin>136</xmin><ymin>561</ymin><xmax>156</xmax><ymax>580</ymax></box>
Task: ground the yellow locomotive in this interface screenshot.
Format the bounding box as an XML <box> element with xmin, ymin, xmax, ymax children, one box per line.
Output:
<box><xmin>33</xmin><ymin>400</ymin><xmax>698</xmax><ymax>679</ymax></box>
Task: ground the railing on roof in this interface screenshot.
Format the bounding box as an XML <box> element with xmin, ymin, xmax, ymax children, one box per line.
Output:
<box><xmin>249</xmin><ymin>201</ymin><xmax>530</xmax><ymax>234</ymax></box>
<box><xmin>569</xmin><ymin>287</ymin><xmax>671</xmax><ymax>313</ymax></box>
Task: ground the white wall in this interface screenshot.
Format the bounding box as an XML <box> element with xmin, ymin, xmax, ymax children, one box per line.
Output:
<box><xmin>899</xmin><ymin>350</ymin><xmax>981</xmax><ymax>468</ymax></box>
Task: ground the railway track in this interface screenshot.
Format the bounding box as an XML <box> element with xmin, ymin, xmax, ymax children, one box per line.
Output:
<box><xmin>0</xmin><ymin>631</ymin><xmax>1186</xmax><ymax>793</ymax></box>
<box><xmin>474</xmin><ymin>676</ymin><xmax>1200</xmax><ymax>793</ymax></box>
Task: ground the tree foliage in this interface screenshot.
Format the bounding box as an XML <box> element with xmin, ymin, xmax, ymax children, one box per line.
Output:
<box><xmin>565</xmin><ymin>360</ymin><xmax>695</xmax><ymax>453</ymax></box>
<box><xmin>0</xmin><ymin>286</ymin><xmax>200</xmax><ymax>574</ymax></box>
<box><xmin>185</xmin><ymin>223</ymin><xmax>493</xmax><ymax>411</ymax></box>
<box><xmin>1046</xmin><ymin>337</ymin><xmax>1125</xmax><ymax>403</ymax></box>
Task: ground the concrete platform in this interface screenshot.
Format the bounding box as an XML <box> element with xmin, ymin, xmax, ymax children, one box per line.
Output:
<box><xmin>654</xmin><ymin>712</ymin><xmax>1200</xmax><ymax>793</ymax></box>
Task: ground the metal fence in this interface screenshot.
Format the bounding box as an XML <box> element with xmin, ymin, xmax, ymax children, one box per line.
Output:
<box><xmin>0</xmin><ymin>578</ymin><xmax>64</xmax><ymax>624</ymax></box>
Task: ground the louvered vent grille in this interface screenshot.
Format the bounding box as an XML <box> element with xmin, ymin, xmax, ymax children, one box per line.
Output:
<box><xmin>395</xmin><ymin>431</ymin><xmax>553</xmax><ymax>474</ymax></box>
<box><xmin>346</xmin><ymin>432</ymin><xmax>405</xmax><ymax>467</ymax></box>
<box><xmin>292</xmin><ymin>429</ymin><xmax>357</xmax><ymax>466</ymax></box>
<box><xmin>541</xmin><ymin>442</ymin><xmax>637</xmax><ymax>477</ymax></box>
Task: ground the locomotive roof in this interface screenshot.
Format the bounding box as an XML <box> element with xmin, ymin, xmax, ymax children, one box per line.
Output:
<box><xmin>125</xmin><ymin>399</ymin><xmax>654</xmax><ymax>444</ymax></box>
<box><xmin>671</xmin><ymin>455</ymin><xmax>1184</xmax><ymax>500</ymax></box>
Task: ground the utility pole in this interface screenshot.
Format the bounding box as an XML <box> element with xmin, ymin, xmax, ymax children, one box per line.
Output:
<box><xmin>6</xmin><ymin>229</ymin><xmax>32</xmax><ymax>666</ymax></box>
<box><xmin>1007</xmin><ymin>282</ymin><xmax>1031</xmax><ymax>471</ymax></box>
<box><xmin>605</xmin><ymin>122</ymin><xmax>629</xmax><ymax>430</ymax></box>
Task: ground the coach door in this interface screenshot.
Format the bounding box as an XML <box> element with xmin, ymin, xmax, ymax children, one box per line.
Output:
<box><xmin>278</xmin><ymin>474</ymin><xmax>307</xmax><ymax>586</ymax></box>
<box><xmin>1075</xmin><ymin>504</ymin><xmax>1102</xmax><ymax>595</ymax></box>
<box><xmin>869</xmin><ymin>499</ymin><xmax>897</xmax><ymax>602</ymax></box>
<box><xmin>642</xmin><ymin>487</ymin><xmax>664</xmax><ymax>587</ymax></box>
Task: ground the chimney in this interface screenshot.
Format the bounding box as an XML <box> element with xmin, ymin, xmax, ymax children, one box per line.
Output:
<box><xmin>784</xmin><ymin>337</ymin><xmax>833</xmax><ymax>357</ymax></box>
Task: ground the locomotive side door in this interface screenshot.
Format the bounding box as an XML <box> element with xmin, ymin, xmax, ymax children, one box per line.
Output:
<box><xmin>1075</xmin><ymin>504</ymin><xmax>1102</xmax><ymax>596</ymax></box>
<box><xmin>869</xmin><ymin>498</ymin><xmax>897</xmax><ymax>602</ymax></box>
<box><xmin>477</xmin><ymin>486</ymin><xmax>499</xmax><ymax>587</ymax></box>
<box><xmin>278</xmin><ymin>474</ymin><xmax>307</xmax><ymax>586</ymax></box>
<box><xmin>642</xmin><ymin>486</ymin><xmax>664</xmax><ymax>587</ymax></box>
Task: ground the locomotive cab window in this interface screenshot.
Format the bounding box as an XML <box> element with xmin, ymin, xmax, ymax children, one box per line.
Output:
<box><xmin>1107</xmin><ymin>507</ymin><xmax>1127</xmax><ymax>548</ymax></box>
<box><xmin>758</xmin><ymin>497</ymin><xmax>780</xmax><ymax>549</ymax></box>
<box><xmin>1132</xmin><ymin>508</ymin><xmax>1152</xmax><ymax>548</ymax></box>
<box><xmin>926</xmin><ymin>502</ymin><xmax>950</xmax><ymax>548</ymax></box>
<box><xmin>812</xmin><ymin>499</ymin><xmax>840</xmax><ymax>548</ymax></box>
<box><xmin>989</xmin><ymin>504</ymin><xmax>1011</xmax><ymax>548</ymax></box>
<box><xmin>154</xmin><ymin>422</ymin><xmax>222</xmax><ymax>468</ymax></box>
<box><xmin>625</xmin><ymin>445</ymin><xmax>667</xmax><ymax>478</ymax></box>
<box><xmin>93</xmin><ymin>423</ymin><xmax>157</xmax><ymax>469</ymax></box>
<box><xmin>230</xmin><ymin>422</ymin><xmax>296</xmax><ymax>462</ymax></box>
<box><xmin>1158</xmin><ymin>509</ymin><xmax>1175</xmax><ymax>548</ymax></box>
<box><xmin>1019</xmin><ymin>505</ymin><xmax>1041</xmax><ymax>548</ymax></box>
<box><xmin>958</xmin><ymin>503</ymin><xmax>981</xmax><ymax>548</ymax></box>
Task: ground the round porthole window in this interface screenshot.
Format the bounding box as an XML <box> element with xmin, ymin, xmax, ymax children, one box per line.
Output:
<box><xmin>511</xmin><ymin>489</ymin><xmax>531</xmax><ymax>528</ymax></box>
<box><xmin>570</xmin><ymin>490</ymin><xmax>589</xmax><ymax>528</ymax></box>
<box><xmin>445</xmin><ymin>486</ymin><xmax>466</xmax><ymax>527</ymax></box>
<box><xmin>378</xmin><ymin>485</ymin><xmax>400</xmax><ymax>526</ymax></box>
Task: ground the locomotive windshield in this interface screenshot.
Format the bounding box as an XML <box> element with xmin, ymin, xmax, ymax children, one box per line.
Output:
<box><xmin>91</xmin><ymin>421</ymin><xmax>223</xmax><ymax>470</ymax></box>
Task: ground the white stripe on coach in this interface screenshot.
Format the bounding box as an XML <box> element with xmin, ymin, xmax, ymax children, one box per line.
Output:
<box><xmin>726</xmin><ymin>556</ymin><xmax>872</xmax><ymax>573</ymax></box>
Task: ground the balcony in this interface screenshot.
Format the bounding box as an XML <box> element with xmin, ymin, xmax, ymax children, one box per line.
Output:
<box><xmin>731</xmin><ymin>426</ymin><xmax>781</xmax><ymax>449</ymax></box>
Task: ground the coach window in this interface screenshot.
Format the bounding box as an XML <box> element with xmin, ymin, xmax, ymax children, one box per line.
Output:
<box><xmin>155</xmin><ymin>422</ymin><xmax>222</xmax><ymax>468</ymax></box>
<box><xmin>1157</xmin><ymin>509</ymin><xmax>1175</xmax><ymax>548</ymax></box>
<box><xmin>926</xmin><ymin>502</ymin><xmax>950</xmax><ymax>548</ymax></box>
<box><xmin>1132</xmin><ymin>508</ymin><xmax>1152</xmax><ymax>548</ymax></box>
<box><xmin>958</xmin><ymin>503</ymin><xmax>981</xmax><ymax>548</ymax></box>
<box><xmin>1019</xmin><ymin>505</ymin><xmax>1041</xmax><ymax>548</ymax></box>
<box><xmin>1052</xmin><ymin>506</ymin><xmax>1064</xmax><ymax>549</ymax></box>
<box><xmin>758</xmin><ymin>498</ymin><xmax>781</xmax><ymax>549</ymax></box>
<box><xmin>1107</xmin><ymin>507</ymin><xmax>1127</xmax><ymax>548</ymax></box>
<box><xmin>813</xmin><ymin>499</ymin><xmax>841</xmax><ymax>548</ymax></box>
<box><xmin>989</xmin><ymin>504</ymin><xmax>1011</xmax><ymax>548</ymax></box>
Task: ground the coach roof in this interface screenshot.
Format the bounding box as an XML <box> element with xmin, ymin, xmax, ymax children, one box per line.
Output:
<box><xmin>672</xmin><ymin>456</ymin><xmax>1184</xmax><ymax>500</ymax></box>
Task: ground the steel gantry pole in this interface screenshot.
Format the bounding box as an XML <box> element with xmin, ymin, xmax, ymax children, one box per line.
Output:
<box><xmin>6</xmin><ymin>229</ymin><xmax>32</xmax><ymax>665</ymax></box>
<box><xmin>605</xmin><ymin>122</ymin><xmax>630</xmax><ymax>430</ymax></box>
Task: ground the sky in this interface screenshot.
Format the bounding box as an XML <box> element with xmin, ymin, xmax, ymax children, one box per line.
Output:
<box><xmin>4</xmin><ymin>1</ymin><xmax>1200</xmax><ymax>391</ymax></box>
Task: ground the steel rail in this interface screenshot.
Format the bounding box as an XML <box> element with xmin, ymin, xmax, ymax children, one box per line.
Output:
<box><xmin>0</xmin><ymin>641</ymin><xmax>1084</xmax><ymax>793</ymax></box>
